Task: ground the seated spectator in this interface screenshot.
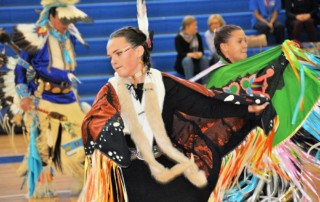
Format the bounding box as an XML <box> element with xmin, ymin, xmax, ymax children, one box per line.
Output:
<box><xmin>285</xmin><ymin>0</ymin><xmax>319</xmax><ymax>42</ymax></box>
<box><xmin>249</xmin><ymin>0</ymin><xmax>285</xmax><ymax>44</ymax></box>
<box><xmin>205</xmin><ymin>14</ymin><xmax>226</xmax><ymax>65</ymax></box>
<box><xmin>174</xmin><ymin>15</ymin><xmax>209</xmax><ymax>80</ymax></box>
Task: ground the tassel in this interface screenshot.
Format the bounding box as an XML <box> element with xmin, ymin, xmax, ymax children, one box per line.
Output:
<box><xmin>46</xmin><ymin>122</ymin><xmax>54</xmax><ymax>167</ymax></box>
<box><xmin>53</xmin><ymin>122</ymin><xmax>63</xmax><ymax>172</ymax></box>
<box><xmin>63</xmin><ymin>48</ymin><xmax>72</xmax><ymax>64</ymax></box>
<box><xmin>28</xmin><ymin>119</ymin><xmax>43</xmax><ymax>196</ymax></box>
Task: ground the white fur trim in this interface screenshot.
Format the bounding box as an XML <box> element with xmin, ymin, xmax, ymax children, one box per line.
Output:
<box><xmin>109</xmin><ymin>68</ymin><xmax>207</xmax><ymax>187</ymax></box>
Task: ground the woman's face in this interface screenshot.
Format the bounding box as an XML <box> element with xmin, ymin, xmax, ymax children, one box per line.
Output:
<box><xmin>186</xmin><ymin>21</ymin><xmax>198</xmax><ymax>35</ymax></box>
<box><xmin>221</xmin><ymin>29</ymin><xmax>248</xmax><ymax>63</ymax></box>
<box><xmin>107</xmin><ymin>37</ymin><xmax>143</xmax><ymax>78</ymax></box>
<box><xmin>209</xmin><ymin>18</ymin><xmax>221</xmax><ymax>32</ymax></box>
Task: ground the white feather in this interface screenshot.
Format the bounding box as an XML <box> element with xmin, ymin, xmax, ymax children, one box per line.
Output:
<box><xmin>13</xmin><ymin>94</ymin><xmax>21</xmax><ymax>107</ymax></box>
<box><xmin>9</xmin><ymin>104</ymin><xmax>23</xmax><ymax>115</ymax></box>
<box><xmin>40</xmin><ymin>0</ymin><xmax>56</xmax><ymax>6</ymax></box>
<box><xmin>3</xmin><ymin>79</ymin><xmax>15</xmax><ymax>90</ymax></box>
<box><xmin>68</xmin><ymin>24</ymin><xmax>87</xmax><ymax>45</ymax></box>
<box><xmin>57</xmin><ymin>6</ymin><xmax>89</xmax><ymax>20</ymax></box>
<box><xmin>6</xmin><ymin>57</ymin><xmax>17</xmax><ymax>70</ymax></box>
<box><xmin>3</xmin><ymin>81</ymin><xmax>15</xmax><ymax>92</ymax></box>
<box><xmin>15</xmin><ymin>24</ymin><xmax>49</xmax><ymax>50</ymax></box>
<box><xmin>3</xmin><ymin>72</ymin><xmax>15</xmax><ymax>97</ymax></box>
<box><xmin>41</xmin><ymin>0</ymin><xmax>79</xmax><ymax>6</ymax></box>
<box><xmin>57</xmin><ymin>0</ymin><xmax>79</xmax><ymax>5</ymax></box>
<box><xmin>80</xmin><ymin>102</ymin><xmax>92</xmax><ymax>115</ymax></box>
<box><xmin>136</xmin><ymin>0</ymin><xmax>149</xmax><ymax>37</ymax></box>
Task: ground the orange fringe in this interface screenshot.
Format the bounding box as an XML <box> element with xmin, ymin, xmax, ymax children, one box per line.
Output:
<box><xmin>282</xmin><ymin>41</ymin><xmax>300</xmax><ymax>83</ymax></box>
<box><xmin>79</xmin><ymin>150</ymin><xmax>127</xmax><ymax>202</ymax></box>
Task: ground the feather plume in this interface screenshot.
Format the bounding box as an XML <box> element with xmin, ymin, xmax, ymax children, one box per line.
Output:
<box><xmin>6</xmin><ymin>57</ymin><xmax>18</xmax><ymax>70</ymax></box>
<box><xmin>56</xmin><ymin>23</ymin><xmax>87</xmax><ymax>46</ymax></box>
<box><xmin>136</xmin><ymin>0</ymin><xmax>149</xmax><ymax>39</ymax></box>
<box><xmin>12</xmin><ymin>24</ymin><xmax>49</xmax><ymax>54</ymax></box>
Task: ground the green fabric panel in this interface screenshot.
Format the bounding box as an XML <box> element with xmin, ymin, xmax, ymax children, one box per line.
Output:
<box><xmin>272</xmin><ymin>64</ymin><xmax>319</xmax><ymax>146</ymax></box>
<box><xmin>207</xmin><ymin>43</ymin><xmax>320</xmax><ymax>147</ymax></box>
<box><xmin>207</xmin><ymin>45</ymin><xmax>282</xmax><ymax>88</ymax></box>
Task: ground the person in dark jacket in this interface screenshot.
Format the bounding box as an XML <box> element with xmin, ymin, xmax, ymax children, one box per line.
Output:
<box><xmin>285</xmin><ymin>0</ymin><xmax>319</xmax><ymax>42</ymax></box>
<box><xmin>174</xmin><ymin>15</ymin><xmax>209</xmax><ymax>81</ymax></box>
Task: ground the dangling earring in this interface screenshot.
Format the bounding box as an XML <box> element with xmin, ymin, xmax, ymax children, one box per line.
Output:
<box><xmin>131</xmin><ymin>61</ymin><xmax>147</xmax><ymax>89</ymax></box>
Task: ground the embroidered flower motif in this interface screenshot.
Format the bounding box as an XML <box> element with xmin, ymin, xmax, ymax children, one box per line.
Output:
<box><xmin>222</xmin><ymin>82</ymin><xmax>240</xmax><ymax>95</ymax></box>
<box><xmin>240</xmin><ymin>68</ymin><xmax>274</xmax><ymax>98</ymax></box>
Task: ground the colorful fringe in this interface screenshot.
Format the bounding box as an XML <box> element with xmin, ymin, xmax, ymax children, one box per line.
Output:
<box><xmin>32</xmin><ymin>166</ymin><xmax>56</xmax><ymax>198</ymax></box>
<box><xmin>210</xmin><ymin>104</ymin><xmax>320</xmax><ymax>201</ymax></box>
<box><xmin>209</xmin><ymin>117</ymin><xmax>281</xmax><ymax>201</ymax></box>
<box><xmin>79</xmin><ymin>150</ymin><xmax>128</xmax><ymax>202</ymax></box>
<box><xmin>28</xmin><ymin>117</ymin><xmax>43</xmax><ymax>197</ymax></box>
<box><xmin>207</xmin><ymin>40</ymin><xmax>320</xmax><ymax>201</ymax></box>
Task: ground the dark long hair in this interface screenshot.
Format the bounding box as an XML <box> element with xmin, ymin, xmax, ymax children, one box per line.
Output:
<box><xmin>48</xmin><ymin>7</ymin><xmax>58</xmax><ymax>18</ymax></box>
<box><xmin>214</xmin><ymin>25</ymin><xmax>242</xmax><ymax>63</ymax></box>
<box><xmin>109</xmin><ymin>26</ymin><xmax>153</xmax><ymax>69</ymax></box>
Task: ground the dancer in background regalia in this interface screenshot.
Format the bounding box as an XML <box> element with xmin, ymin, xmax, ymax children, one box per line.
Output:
<box><xmin>0</xmin><ymin>0</ymin><xmax>92</xmax><ymax>198</ymax></box>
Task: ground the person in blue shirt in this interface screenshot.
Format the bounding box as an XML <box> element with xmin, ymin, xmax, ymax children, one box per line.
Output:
<box><xmin>249</xmin><ymin>0</ymin><xmax>285</xmax><ymax>44</ymax></box>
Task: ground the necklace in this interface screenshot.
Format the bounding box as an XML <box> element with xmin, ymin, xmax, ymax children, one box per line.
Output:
<box><xmin>50</xmin><ymin>29</ymin><xmax>73</xmax><ymax>66</ymax></box>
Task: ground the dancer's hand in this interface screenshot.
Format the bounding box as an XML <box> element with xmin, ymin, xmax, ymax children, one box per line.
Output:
<box><xmin>20</xmin><ymin>97</ymin><xmax>33</xmax><ymax>111</ymax></box>
<box><xmin>68</xmin><ymin>73</ymin><xmax>81</xmax><ymax>84</ymax></box>
<box><xmin>248</xmin><ymin>102</ymin><xmax>269</xmax><ymax>116</ymax></box>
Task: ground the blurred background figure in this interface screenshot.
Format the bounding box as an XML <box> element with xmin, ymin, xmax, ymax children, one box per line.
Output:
<box><xmin>205</xmin><ymin>14</ymin><xmax>226</xmax><ymax>66</ymax></box>
<box><xmin>249</xmin><ymin>0</ymin><xmax>285</xmax><ymax>44</ymax></box>
<box><xmin>0</xmin><ymin>0</ymin><xmax>93</xmax><ymax>198</ymax></box>
<box><xmin>285</xmin><ymin>0</ymin><xmax>319</xmax><ymax>42</ymax></box>
<box><xmin>174</xmin><ymin>15</ymin><xmax>209</xmax><ymax>81</ymax></box>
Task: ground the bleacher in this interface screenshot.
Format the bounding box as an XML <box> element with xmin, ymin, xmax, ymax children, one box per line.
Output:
<box><xmin>0</xmin><ymin>0</ymin><xmax>318</xmax><ymax>105</ymax></box>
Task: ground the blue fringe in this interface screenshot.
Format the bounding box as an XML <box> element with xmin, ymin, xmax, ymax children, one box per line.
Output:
<box><xmin>28</xmin><ymin>119</ymin><xmax>43</xmax><ymax>196</ymax></box>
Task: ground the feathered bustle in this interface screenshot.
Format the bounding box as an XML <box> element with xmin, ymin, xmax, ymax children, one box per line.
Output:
<box><xmin>12</xmin><ymin>24</ymin><xmax>49</xmax><ymax>54</ymax></box>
